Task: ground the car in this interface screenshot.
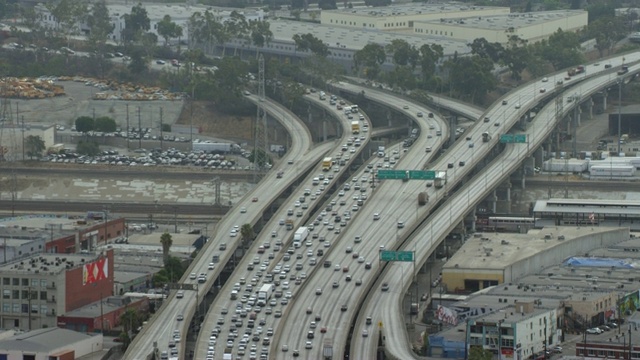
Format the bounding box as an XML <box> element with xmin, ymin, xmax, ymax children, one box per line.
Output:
<box><xmin>586</xmin><ymin>328</ymin><xmax>601</xmax><ymax>334</ymax></box>
<box><xmin>483</xmin><ymin>117</ymin><xmax>490</xmax><ymax>123</ymax></box>
<box><xmin>459</xmin><ymin>161</ymin><xmax>465</xmax><ymax>166</ymax></box>
<box><xmin>177</xmin><ymin>314</ymin><xmax>184</xmax><ymax>321</ymax></box>
<box><xmin>332</xmin><ymin>281</ymin><xmax>339</xmax><ymax>288</ymax></box>
<box><xmin>345</xmin><ymin>275</ymin><xmax>352</xmax><ymax>282</ymax></box>
<box><xmin>403</xmin><ymin>105</ymin><xmax>409</xmax><ymax>109</ymax></box>
<box><xmin>515</xmin><ymin>103</ymin><xmax>521</xmax><ymax>109</ymax></box>
<box><xmin>282</xmin><ymin>345</ymin><xmax>289</xmax><ymax>352</ymax></box>
<box><xmin>252</xmin><ymin>197</ymin><xmax>259</xmax><ymax>202</ymax></box>
<box><xmin>190</xmin><ymin>272</ymin><xmax>197</xmax><ymax>280</ymax></box>
<box><xmin>305</xmin><ymin>341</ymin><xmax>312</xmax><ymax>349</ymax></box>
<box><xmin>240</xmin><ymin>207</ymin><xmax>247</xmax><ymax>213</ymax></box>
<box><xmin>362</xmin><ymin>329</ymin><xmax>369</xmax><ymax>337</ymax></box>
<box><xmin>381</xmin><ymin>283</ymin><xmax>390</xmax><ymax>291</ymax></box>
<box><xmin>342</xmin><ymin>266</ymin><xmax>349</xmax><ymax>273</ymax></box>
<box><xmin>502</xmin><ymin>100</ymin><xmax>508</xmax><ymax>105</ymax></box>
<box><xmin>176</xmin><ymin>290</ymin><xmax>184</xmax><ymax>298</ymax></box>
<box><xmin>604</xmin><ymin>63</ymin><xmax>612</xmax><ymax>69</ymax></box>
<box><xmin>365</xmin><ymin>262</ymin><xmax>372</xmax><ymax>269</ymax></box>
<box><xmin>541</xmin><ymin>77</ymin><xmax>548</xmax><ymax>82</ymax></box>
<box><xmin>539</xmin><ymin>87</ymin><xmax>546</xmax><ymax>93</ymax></box>
<box><xmin>341</xmin><ymin>304</ymin><xmax>348</xmax><ymax>311</ymax></box>
<box><xmin>307</xmin><ymin>331</ymin><xmax>314</xmax><ymax>339</ymax></box>
<box><xmin>416</xmin><ymin>111</ymin><xmax>423</xmax><ymax>117</ymax></box>
<box><xmin>156</xmin><ymin>59</ymin><xmax>166</xmax><ymax>65</ymax></box>
<box><xmin>397</xmin><ymin>221</ymin><xmax>405</xmax><ymax>228</ymax></box>
<box><xmin>553</xmin><ymin>346</ymin><xmax>563</xmax><ymax>353</ymax></box>
<box><xmin>373</xmin><ymin>213</ymin><xmax>380</xmax><ymax>221</ymax></box>
<box><xmin>316</xmin><ymin>288</ymin><xmax>322</xmax><ymax>295</ymax></box>
<box><xmin>208</xmin><ymin>263</ymin><xmax>215</xmax><ymax>270</ymax></box>
<box><xmin>494</xmin><ymin>122</ymin><xmax>500</xmax><ymax>127</ymax></box>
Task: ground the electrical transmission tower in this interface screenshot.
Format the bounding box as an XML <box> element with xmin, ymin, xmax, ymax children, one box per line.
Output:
<box><xmin>253</xmin><ymin>54</ymin><xmax>269</xmax><ymax>183</ymax></box>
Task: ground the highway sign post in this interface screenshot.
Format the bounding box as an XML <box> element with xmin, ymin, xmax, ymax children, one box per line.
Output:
<box><xmin>499</xmin><ymin>134</ymin><xmax>527</xmax><ymax>144</ymax></box>
<box><xmin>379</xmin><ymin>250</ymin><xmax>414</xmax><ymax>262</ymax></box>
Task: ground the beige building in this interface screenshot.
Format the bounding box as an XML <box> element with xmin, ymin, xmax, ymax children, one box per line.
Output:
<box><xmin>0</xmin><ymin>124</ymin><xmax>55</xmax><ymax>162</ymax></box>
<box><xmin>413</xmin><ymin>10</ymin><xmax>588</xmax><ymax>44</ymax></box>
<box><xmin>320</xmin><ymin>3</ymin><xmax>510</xmax><ymax>32</ymax></box>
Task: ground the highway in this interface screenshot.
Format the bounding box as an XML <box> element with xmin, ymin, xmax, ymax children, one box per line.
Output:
<box><xmin>272</xmin><ymin>93</ymin><xmax>449</xmax><ymax>359</ymax></box>
<box><xmin>353</xmin><ymin>55</ymin><xmax>640</xmax><ymax>359</ymax></box>
<box><xmin>193</xmin><ymin>92</ymin><xmax>372</xmax><ymax>359</ymax></box>
<box><xmin>333</xmin><ymin>81</ymin><xmax>484</xmax><ymax>121</ymax></box>
<box><xmin>125</xmin><ymin>94</ymin><xmax>320</xmax><ymax>360</ymax></box>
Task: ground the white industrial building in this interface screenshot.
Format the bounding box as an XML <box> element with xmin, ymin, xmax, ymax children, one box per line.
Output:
<box><xmin>34</xmin><ymin>3</ymin><xmax>264</xmax><ymax>45</ymax></box>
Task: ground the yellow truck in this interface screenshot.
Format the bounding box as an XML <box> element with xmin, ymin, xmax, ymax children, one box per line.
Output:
<box><xmin>322</xmin><ymin>157</ymin><xmax>332</xmax><ymax>171</ymax></box>
<box><xmin>351</xmin><ymin>121</ymin><xmax>360</xmax><ymax>134</ymax></box>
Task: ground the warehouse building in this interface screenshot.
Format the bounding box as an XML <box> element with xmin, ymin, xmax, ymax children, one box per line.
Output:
<box><xmin>441</xmin><ymin>227</ymin><xmax>627</xmax><ymax>292</ymax></box>
<box><xmin>0</xmin><ymin>327</ymin><xmax>103</xmax><ymax>359</ymax></box>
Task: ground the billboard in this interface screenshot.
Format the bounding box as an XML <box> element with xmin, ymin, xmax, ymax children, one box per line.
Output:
<box><xmin>619</xmin><ymin>290</ymin><xmax>640</xmax><ymax>316</ymax></box>
<box><xmin>435</xmin><ymin>305</ymin><xmax>459</xmax><ymax>326</ymax></box>
<box><xmin>82</xmin><ymin>257</ymin><xmax>109</xmax><ymax>286</ymax></box>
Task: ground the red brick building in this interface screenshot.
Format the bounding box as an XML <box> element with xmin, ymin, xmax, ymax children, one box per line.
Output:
<box><xmin>45</xmin><ymin>218</ymin><xmax>126</xmax><ymax>254</ymax></box>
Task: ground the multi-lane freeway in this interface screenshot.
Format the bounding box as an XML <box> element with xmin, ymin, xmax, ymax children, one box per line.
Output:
<box><xmin>193</xmin><ymin>92</ymin><xmax>374</xmax><ymax>359</ymax></box>
<box><xmin>125</xmin><ymin>94</ymin><xmax>325</xmax><ymax>359</ymax></box>
<box><xmin>353</xmin><ymin>55</ymin><xmax>640</xmax><ymax>360</ymax></box>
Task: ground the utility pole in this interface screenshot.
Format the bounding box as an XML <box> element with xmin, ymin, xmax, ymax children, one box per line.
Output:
<box><xmin>126</xmin><ymin>104</ymin><xmax>130</xmax><ymax>150</ymax></box>
<box><xmin>160</xmin><ymin>107</ymin><xmax>163</xmax><ymax>150</ymax></box>
<box><xmin>137</xmin><ymin>107</ymin><xmax>142</xmax><ymax>149</ymax></box>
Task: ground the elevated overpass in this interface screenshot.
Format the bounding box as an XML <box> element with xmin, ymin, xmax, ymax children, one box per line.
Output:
<box><xmin>354</xmin><ymin>53</ymin><xmax>640</xmax><ymax>360</ymax></box>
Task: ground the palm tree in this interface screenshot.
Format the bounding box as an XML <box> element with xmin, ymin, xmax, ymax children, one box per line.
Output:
<box><xmin>160</xmin><ymin>232</ymin><xmax>172</xmax><ymax>264</ymax></box>
<box><xmin>240</xmin><ymin>224</ymin><xmax>254</xmax><ymax>250</ymax></box>
<box><xmin>119</xmin><ymin>307</ymin><xmax>140</xmax><ymax>348</ymax></box>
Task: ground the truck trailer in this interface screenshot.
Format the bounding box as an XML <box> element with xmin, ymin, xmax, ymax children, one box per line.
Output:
<box><xmin>322</xmin><ymin>157</ymin><xmax>333</xmax><ymax>171</ymax></box>
<box><xmin>257</xmin><ymin>284</ymin><xmax>274</xmax><ymax>306</ymax></box>
<box><xmin>294</xmin><ymin>227</ymin><xmax>309</xmax><ymax>241</ymax></box>
<box><xmin>193</xmin><ymin>142</ymin><xmax>233</xmax><ymax>153</ymax></box>
<box><xmin>434</xmin><ymin>171</ymin><xmax>447</xmax><ymax>188</ymax></box>
<box><xmin>351</xmin><ymin>121</ymin><xmax>360</xmax><ymax>134</ymax></box>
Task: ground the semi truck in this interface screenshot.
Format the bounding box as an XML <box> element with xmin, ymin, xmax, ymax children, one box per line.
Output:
<box><xmin>482</xmin><ymin>132</ymin><xmax>491</xmax><ymax>143</ymax></box>
<box><xmin>351</xmin><ymin>121</ymin><xmax>360</xmax><ymax>134</ymax></box>
<box><xmin>418</xmin><ymin>192</ymin><xmax>429</xmax><ymax>205</ymax></box>
<box><xmin>193</xmin><ymin>142</ymin><xmax>233</xmax><ymax>153</ymax></box>
<box><xmin>323</xmin><ymin>338</ymin><xmax>333</xmax><ymax>359</ymax></box>
<box><xmin>322</xmin><ymin>157</ymin><xmax>333</xmax><ymax>171</ymax></box>
<box><xmin>567</xmin><ymin>65</ymin><xmax>585</xmax><ymax>76</ymax></box>
<box><xmin>294</xmin><ymin>227</ymin><xmax>309</xmax><ymax>241</ymax></box>
<box><xmin>257</xmin><ymin>284</ymin><xmax>274</xmax><ymax>306</ymax></box>
<box><xmin>434</xmin><ymin>171</ymin><xmax>447</xmax><ymax>188</ymax></box>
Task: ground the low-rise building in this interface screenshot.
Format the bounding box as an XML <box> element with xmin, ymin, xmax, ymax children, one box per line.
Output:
<box><xmin>57</xmin><ymin>295</ymin><xmax>149</xmax><ymax>333</ymax></box>
<box><xmin>0</xmin><ymin>327</ymin><xmax>103</xmax><ymax>359</ymax></box>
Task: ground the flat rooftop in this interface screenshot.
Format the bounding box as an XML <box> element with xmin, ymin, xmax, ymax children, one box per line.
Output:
<box><xmin>0</xmin><ymin>251</ymin><xmax>104</xmax><ymax>275</ymax></box>
<box><xmin>474</xmin><ymin>305</ymin><xmax>552</xmax><ymax>323</ymax></box>
<box><xmin>443</xmin><ymin>227</ymin><xmax>612</xmax><ymax>271</ymax></box>
<box><xmin>128</xmin><ymin>232</ymin><xmax>200</xmax><ymax>247</ymax></box>
<box><xmin>63</xmin><ymin>296</ymin><xmax>130</xmax><ymax>319</ymax></box>
<box><xmin>0</xmin><ymin>327</ymin><xmax>96</xmax><ymax>352</ymax></box>
<box><xmin>424</xmin><ymin>10</ymin><xmax>585</xmax><ymax>30</ymax></box>
<box><xmin>269</xmin><ymin>20</ymin><xmax>470</xmax><ymax>56</ymax></box>
<box><xmin>323</xmin><ymin>3</ymin><xmax>506</xmax><ymax>17</ymax></box>
<box><xmin>105</xmin><ymin>3</ymin><xmax>262</xmax><ymax>22</ymax></box>
<box><xmin>533</xmin><ymin>198</ymin><xmax>640</xmax><ymax>215</ymax></box>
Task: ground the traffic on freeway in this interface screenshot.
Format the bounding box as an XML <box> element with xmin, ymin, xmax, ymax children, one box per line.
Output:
<box><xmin>272</xmin><ymin>95</ymin><xmax>448</xmax><ymax>358</ymax></box>
<box><xmin>193</xmin><ymin>92</ymin><xmax>372</xmax><ymax>360</ymax></box>
<box><xmin>125</xmin><ymin>94</ymin><xmax>318</xmax><ymax>359</ymax></box>
<box><xmin>353</xmin><ymin>54</ymin><xmax>640</xmax><ymax>359</ymax></box>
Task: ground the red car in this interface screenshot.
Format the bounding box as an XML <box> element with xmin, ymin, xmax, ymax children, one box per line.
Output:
<box><xmin>320</xmin><ymin>327</ymin><xmax>327</xmax><ymax>333</ymax></box>
<box><xmin>252</xmin><ymin>197</ymin><xmax>259</xmax><ymax>202</ymax></box>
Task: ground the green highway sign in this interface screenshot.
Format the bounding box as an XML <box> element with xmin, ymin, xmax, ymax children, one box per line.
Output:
<box><xmin>377</xmin><ymin>170</ymin><xmax>408</xmax><ymax>180</ymax></box>
<box><xmin>409</xmin><ymin>170</ymin><xmax>436</xmax><ymax>180</ymax></box>
<box><xmin>378</xmin><ymin>170</ymin><xmax>435</xmax><ymax>180</ymax></box>
<box><xmin>500</xmin><ymin>134</ymin><xmax>527</xmax><ymax>144</ymax></box>
<box><xmin>379</xmin><ymin>250</ymin><xmax>414</xmax><ymax>262</ymax></box>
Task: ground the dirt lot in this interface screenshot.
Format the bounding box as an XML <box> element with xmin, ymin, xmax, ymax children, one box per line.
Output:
<box><xmin>176</xmin><ymin>101</ymin><xmax>255</xmax><ymax>143</ymax></box>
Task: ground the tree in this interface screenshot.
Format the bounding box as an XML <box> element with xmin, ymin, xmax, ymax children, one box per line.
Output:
<box><xmin>469</xmin><ymin>38</ymin><xmax>504</xmax><ymax>63</ymax></box>
<box><xmin>157</xmin><ymin>15</ymin><xmax>183</xmax><ymax>46</ymax></box>
<box><xmin>87</xmin><ymin>0</ymin><xmax>113</xmax><ymax>52</ymax></box>
<box><xmin>94</xmin><ymin>116</ymin><xmax>117</xmax><ymax>132</ymax></box>
<box><xmin>119</xmin><ymin>308</ymin><xmax>140</xmax><ymax>349</ymax></box>
<box><xmin>128</xmin><ymin>47</ymin><xmax>149</xmax><ymax>74</ymax></box>
<box><xmin>365</xmin><ymin>0</ymin><xmax>391</xmax><ymax>6</ymax></box>
<box><xmin>502</xmin><ymin>36</ymin><xmax>530</xmax><ymax>81</ymax></box>
<box><xmin>249</xmin><ymin>20</ymin><xmax>273</xmax><ymax>52</ymax></box>
<box><xmin>386</xmin><ymin>39</ymin><xmax>419</xmax><ymax>68</ymax></box>
<box><xmin>469</xmin><ymin>346</ymin><xmax>493</xmax><ymax>360</ymax></box>
<box><xmin>588</xmin><ymin>17</ymin><xmax>626</xmax><ymax>57</ymax></box>
<box><xmin>537</xmin><ymin>28</ymin><xmax>584</xmax><ymax>70</ymax></box>
<box><xmin>318</xmin><ymin>0</ymin><xmax>337</xmax><ymax>10</ymax></box>
<box><xmin>76</xmin><ymin>140</ymin><xmax>100</xmax><ymax>156</ymax></box>
<box><xmin>160</xmin><ymin>232</ymin><xmax>173</xmax><ymax>264</ymax></box>
<box><xmin>353</xmin><ymin>43</ymin><xmax>386</xmax><ymax>79</ymax></box>
<box><xmin>75</xmin><ymin>116</ymin><xmax>94</xmax><ymax>134</ymax></box>
<box><xmin>122</xmin><ymin>3</ymin><xmax>150</xmax><ymax>43</ymax></box>
<box><xmin>445</xmin><ymin>55</ymin><xmax>496</xmax><ymax>103</ymax></box>
<box><xmin>47</xmin><ymin>0</ymin><xmax>88</xmax><ymax>45</ymax></box>
<box><xmin>293</xmin><ymin>33</ymin><xmax>329</xmax><ymax>57</ymax></box>
<box><xmin>418</xmin><ymin>44</ymin><xmax>444</xmax><ymax>87</ymax></box>
<box><xmin>240</xmin><ymin>224</ymin><xmax>254</xmax><ymax>250</ymax></box>
<box><xmin>25</xmin><ymin>135</ymin><xmax>45</xmax><ymax>159</ymax></box>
